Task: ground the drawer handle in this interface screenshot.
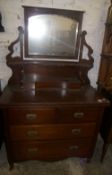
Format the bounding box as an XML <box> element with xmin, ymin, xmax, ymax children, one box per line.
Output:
<box><xmin>28</xmin><ymin>148</ymin><xmax>38</xmax><ymax>153</ymax></box>
<box><xmin>69</xmin><ymin>145</ymin><xmax>79</xmax><ymax>151</ymax></box>
<box><xmin>72</xmin><ymin>128</ymin><xmax>81</xmax><ymax>135</ymax></box>
<box><xmin>26</xmin><ymin>114</ymin><xmax>37</xmax><ymax>120</ymax></box>
<box><xmin>27</xmin><ymin>130</ymin><xmax>38</xmax><ymax>137</ymax></box>
<box><xmin>73</xmin><ymin>112</ymin><xmax>84</xmax><ymax>119</ymax></box>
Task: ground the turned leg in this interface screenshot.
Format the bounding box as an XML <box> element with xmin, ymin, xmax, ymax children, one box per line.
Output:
<box><xmin>87</xmin><ymin>158</ymin><xmax>91</xmax><ymax>163</ymax></box>
<box><xmin>0</xmin><ymin>140</ymin><xmax>2</xmax><ymax>149</ymax></box>
<box><xmin>9</xmin><ymin>162</ymin><xmax>14</xmax><ymax>170</ymax></box>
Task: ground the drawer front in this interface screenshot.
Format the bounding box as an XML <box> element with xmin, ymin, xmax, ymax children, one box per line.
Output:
<box><xmin>57</xmin><ymin>107</ymin><xmax>100</xmax><ymax>122</ymax></box>
<box><xmin>9</xmin><ymin>123</ymin><xmax>96</xmax><ymax>141</ymax></box>
<box><xmin>10</xmin><ymin>139</ymin><xmax>92</xmax><ymax>161</ymax></box>
<box><xmin>8</xmin><ymin>107</ymin><xmax>100</xmax><ymax>125</ymax></box>
<box><xmin>8</xmin><ymin>108</ymin><xmax>55</xmax><ymax>124</ymax></box>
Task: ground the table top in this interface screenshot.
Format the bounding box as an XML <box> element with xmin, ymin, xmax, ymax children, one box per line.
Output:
<box><xmin>0</xmin><ymin>85</ymin><xmax>110</xmax><ymax>108</ymax></box>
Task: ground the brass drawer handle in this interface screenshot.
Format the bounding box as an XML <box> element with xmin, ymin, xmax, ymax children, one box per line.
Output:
<box><xmin>26</xmin><ymin>114</ymin><xmax>37</xmax><ymax>120</ymax></box>
<box><xmin>27</xmin><ymin>148</ymin><xmax>38</xmax><ymax>153</ymax></box>
<box><xmin>72</xmin><ymin>128</ymin><xmax>81</xmax><ymax>135</ymax></box>
<box><xmin>27</xmin><ymin>130</ymin><xmax>38</xmax><ymax>137</ymax></box>
<box><xmin>73</xmin><ymin>112</ymin><xmax>84</xmax><ymax>119</ymax></box>
<box><xmin>69</xmin><ymin>145</ymin><xmax>79</xmax><ymax>151</ymax></box>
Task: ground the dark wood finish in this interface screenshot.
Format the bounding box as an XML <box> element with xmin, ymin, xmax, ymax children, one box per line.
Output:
<box><xmin>6</xmin><ymin>24</ymin><xmax>94</xmax><ymax>88</ymax></box>
<box><xmin>0</xmin><ymin>86</ymin><xmax>109</xmax><ymax>168</ymax></box>
<box><xmin>101</xmin><ymin>129</ymin><xmax>112</xmax><ymax>162</ymax></box>
<box><xmin>9</xmin><ymin>123</ymin><xmax>96</xmax><ymax>141</ymax></box>
<box><xmin>100</xmin><ymin>91</ymin><xmax>112</xmax><ymax>162</ymax></box>
<box><xmin>8</xmin><ymin>107</ymin><xmax>101</xmax><ymax>125</ymax></box>
<box><xmin>10</xmin><ymin>139</ymin><xmax>93</xmax><ymax>161</ymax></box>
<box><xmin>0</xmin><ymin>6</ymin><xmax>110</xmax><ymax>169</ymax></box>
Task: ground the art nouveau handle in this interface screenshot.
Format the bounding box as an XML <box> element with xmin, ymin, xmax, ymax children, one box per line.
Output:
<box><xmin>27</xmin><ymin>148</ymin><xmax>38</xmax><ymax>153</ymax></box>
<box><xmin>73</xmin><ymin>112</ymin><xmax>84</xmax><ymax>119</ymax></box>
<box><xmin>72</xmin><ymin>128</ymin><xmax>81</xmax><ymax>135</ymax></box>
<box><xmin>26</xmin><ymin>114</ymin><xmax>37</xmax><ymax>120</ymax></box>
<box><xmin>69</xmin><ymin>145</ymin><xmax>79</xmax><ymax>151</ymax></box>
<box><xmin>27</xmin><ymin>130</ymin><xmax>38</xmax><ymax>137</ymax></box>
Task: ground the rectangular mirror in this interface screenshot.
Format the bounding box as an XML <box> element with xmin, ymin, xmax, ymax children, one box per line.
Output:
<box><xmin>24</xmin><ymin>6</ymin><xmax>84</xmax><ymax>61</ymax></box>
<box><xmin>28</xmin><ymin>14</ymin><xmax>78</xmax><ymax>56</ymax></box>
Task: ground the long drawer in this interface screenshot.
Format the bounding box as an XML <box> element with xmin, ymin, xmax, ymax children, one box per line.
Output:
<box><xmin>9</xmin><ymin>123</ymin><xmax>96</xmax><ymax>141</ymax></box>
<box><xmin>8</xmin><ymin>107</ymin><xmax>100</xmax><ymax>124</ymax></box>
<box><xmin>10</xmin><ymin>139</ymin><xmax>92</xmax><ymax>161</ymax></box>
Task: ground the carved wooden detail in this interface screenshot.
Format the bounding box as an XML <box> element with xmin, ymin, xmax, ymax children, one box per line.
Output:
<box><xmin>6</xmin><ymin>26</ymin><xmax>94</xmax><ymax>88</ymax></box>
<box><xmin>79</xmin><ymin>31</ymin><xmax>94</xmax><ymax>64</ymax></box>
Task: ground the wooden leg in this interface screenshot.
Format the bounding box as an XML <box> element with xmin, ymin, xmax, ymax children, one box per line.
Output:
<box><xmin>0</xmin><ymin>138</ymin><xmax>3</xmax><ymax>149</ymax></box>
<box><xmin>0</xmin><ymin>140</ymin><xmax>2</xmax><ymax>149</ymax></box>
<box><xmin>9</xmin><ymin>162</ymin><xmax>14</xmax><ymax>170</ymax></box>
<box><xmin>101</xmin><ymin>143</ymin><xmax>109</xmax><ymax>162</ymax></box>
<box><xmin>87</xmin><ymin>158</ymin><xmax>91</xmax><ymax>163</ymax></box>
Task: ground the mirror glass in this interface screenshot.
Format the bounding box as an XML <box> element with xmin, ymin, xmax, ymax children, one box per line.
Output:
<box><xmin>28</xmin><ymin>14</ymin><xmax>79</xmax><ymax>56</ymax></box>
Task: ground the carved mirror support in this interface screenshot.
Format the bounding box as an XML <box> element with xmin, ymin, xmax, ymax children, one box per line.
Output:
<box><xmin>6</xmin><ymin>7</ymin><xmax>94</xmax><ymax>89</ymax></box>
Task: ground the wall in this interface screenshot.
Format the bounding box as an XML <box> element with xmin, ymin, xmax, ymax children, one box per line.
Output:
<box><xmin>0</xmin><ymin>0</ymin><xmax>110</xmax><ymax>89</ymax></box>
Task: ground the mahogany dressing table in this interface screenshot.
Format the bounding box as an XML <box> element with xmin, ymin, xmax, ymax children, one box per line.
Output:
<box><xmin>0</xmin><ymin>6</ymin><xmax>109</xmax><ymax>169</ymax></box>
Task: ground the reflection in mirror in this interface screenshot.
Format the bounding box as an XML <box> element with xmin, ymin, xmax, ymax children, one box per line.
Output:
<box><xmin>28</xmin><ymin>14</ymin><xmax>78</xmax><ymax>56</ymax></box>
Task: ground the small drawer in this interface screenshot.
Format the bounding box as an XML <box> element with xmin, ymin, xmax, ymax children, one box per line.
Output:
<box><xmin>57</xmin><ymin>107</ymin><xmax>100</xmax><ymax>123</ymax></box>
<box><xmin>8</xmin><ymin>108</ymin><xmax>55</xmax><ymax>124</ymax></box>
<box><xmin>10</xmin><ymin>138</ymin><xmax>92</xmax><ymax>161</ymax></box>
<box><xmin>9</xmin><ymin>123</ymin><xmax>96</xmax><ymax>141</ymax></box>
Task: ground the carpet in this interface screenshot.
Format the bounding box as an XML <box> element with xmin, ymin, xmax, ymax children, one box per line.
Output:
<box><xmin>0</xmin><ymin>136</ymin><xmax>112</xmax><ymax>175</ymax></box>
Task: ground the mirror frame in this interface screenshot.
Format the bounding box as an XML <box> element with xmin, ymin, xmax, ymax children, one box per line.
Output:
<box><xmin>23</xmin><ymin>6</ymin><xmax>84</xmax><ymax>61</ymax></box>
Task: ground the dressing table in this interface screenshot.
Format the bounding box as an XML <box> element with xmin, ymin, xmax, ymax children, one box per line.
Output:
<box><xmin>0</xmin><ymin>6</ymin><xmax>109</xmax><ymax>169</ymax></box>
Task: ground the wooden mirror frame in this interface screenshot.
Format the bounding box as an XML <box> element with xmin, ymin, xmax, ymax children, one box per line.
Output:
<box><xmin>23</xmin><ymin>6</ymin><xmax>84</xmax><ymax>61</ymax></box>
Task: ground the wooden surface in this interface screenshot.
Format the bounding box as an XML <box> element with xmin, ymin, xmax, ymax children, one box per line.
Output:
<box><xmin>0</xmin><ymin>85</ymin><xmax>109</xmax><ymax>167</ymax></box>
<box><xmin>0</xmin><ymin>86</ymin><xmax>109</xmax><ymax>106</ymax></box>
<box><xmin>10</xmin><ymin>139</ymin><xmax>92</xmax><ymax>161</ymax></box>
<box><xmin>100</xmin><ymin>100</ymin><xmax>112</xmax><ymax>162</ymax></box>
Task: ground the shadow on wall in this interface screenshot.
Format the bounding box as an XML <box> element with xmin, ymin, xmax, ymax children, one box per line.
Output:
<box><xmin>0</xmin><ymin>12</ymin><xmax>5</xmax><ymax>32</ymax></box>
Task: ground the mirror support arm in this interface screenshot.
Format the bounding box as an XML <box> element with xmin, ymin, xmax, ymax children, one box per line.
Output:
<box><xmin>79</xmin><ymin>30</ymin><xmax>94</xmax><ymax>65</ymax></box>
<box><xmin>6</xmin><ymin>26</ymin><xmax>24</xmax><ymax>62</ymax></box>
